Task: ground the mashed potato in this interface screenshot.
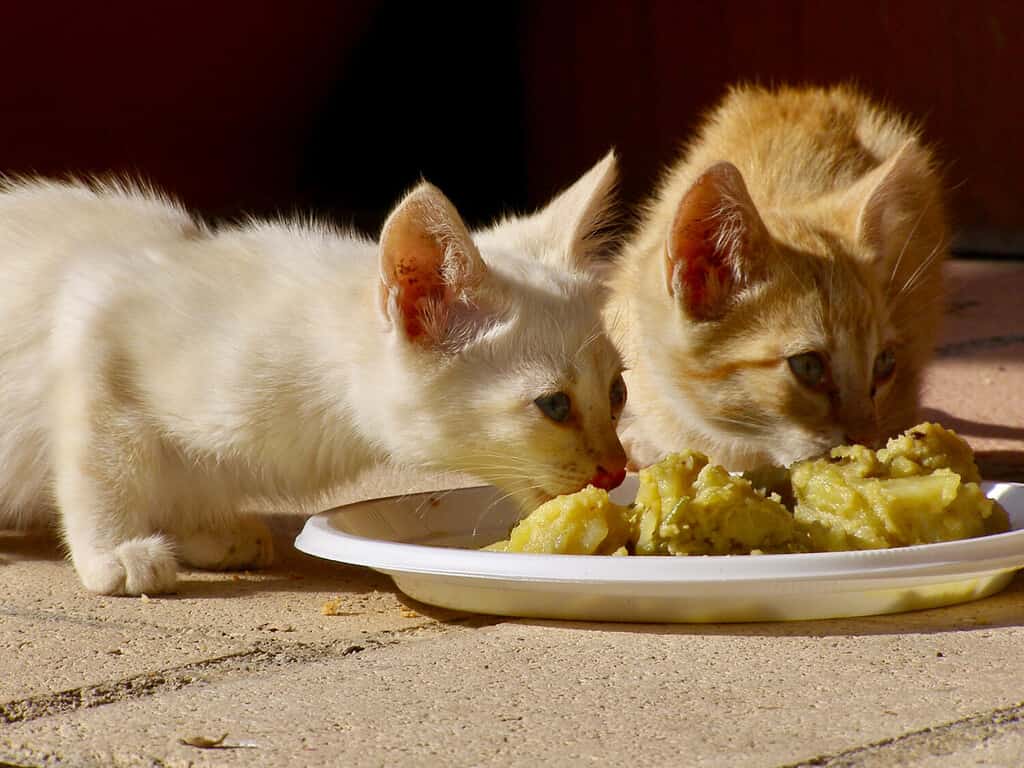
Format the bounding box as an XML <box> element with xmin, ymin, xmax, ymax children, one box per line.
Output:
<box><xmin>483</xmin><ymin>423</ymin><xmax>1007</xmax><ymax>556</ymax></box>
<box><xmin>877</xmin><ymin>422</ymin><xmax>981</xmax><ymax>482</ymax></box>
<box><xmin>791</xmin><ymin>423</ymin><xmax>1009</xmax><ymax>551</ymax></box>
<box><xmin>485</xmin><ymin>485</ymin><xmax>631</xmax><ymax>555</ymax></box>
<box><xmin>631</xmin><ymin>450</ymin><xmax>800</xmax><ymax>555</ymax></box>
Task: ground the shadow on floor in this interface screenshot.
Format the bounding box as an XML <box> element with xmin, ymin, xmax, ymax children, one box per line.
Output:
<box><xmin>165</xmin><ymin>511</ymin><xmax>399</xmax><ymax>598</ymax></box>
<box><xmin>939</xmin><ymin>262</ymin><xmax>1024</xmax><ymax>363</ymax></box>
<box><xmin>976</xmin><ymin>451</ymin><xmax>1024</xmax><ymax>483</ymax></box>
<box><xmin>493</xmin><ymin>572</ymin><xmax>1024</xmax><ymax>639</ymax></box>
<box><xmin>0</xmin><ymin>513</ymin><xmax>399</xmax><ymax>599</ymax></box>
<box><xmin>0</xmin><ymin>527</ymin><xmax>66</xmax><ymax>563</ymax></box>
<box><xmin>920</xmin><ymin>407</ymin><xmax>1024</xmax><ymax>447</ymax></box>
<box><xmin>169</xmin><ymin>564</ymin><xmax>396</xmax><ymax>600</ymax></box>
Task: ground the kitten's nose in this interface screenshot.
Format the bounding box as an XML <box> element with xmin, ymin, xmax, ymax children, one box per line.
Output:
<box><xmin>590</xmin><ymin>463</ymin><xmax>627</xmax><ymax>491</ymax></box>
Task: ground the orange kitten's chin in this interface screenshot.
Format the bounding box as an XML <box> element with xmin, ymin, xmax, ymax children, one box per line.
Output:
<box><xmin>682</xmin><ymin>430</ymin><xmax>841</xmax><ymax>471</ymax></box>
<box><xmin>729</xmin><ymin>434</ymin><xmax>840</xmax><ymax>470</ymax></box>
<box><xmin>765</xmin><ymin>446</ymin><xmax>831</xmax><ymax>469</ymax></box>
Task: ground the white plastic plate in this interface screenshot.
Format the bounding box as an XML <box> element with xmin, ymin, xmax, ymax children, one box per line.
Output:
<box><xmin>295</xmin><ymin>479</ymin><xmax>1024</xmax><ymax>623</ymax></box>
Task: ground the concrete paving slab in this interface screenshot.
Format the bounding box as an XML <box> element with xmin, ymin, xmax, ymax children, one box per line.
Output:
<box><xmin>3</xmin><ymin>582</ymin><xmax>1024</xmax><ymax>768</ymax></box>
<box><xmin>0</xmin><ymin>465</ymin><xmax>476</xmax><ymax>735</ymax></box>
<box><xmin>784</xmin><ymin>700</ymin><xmax>1024</xmax><ymax>767</ymax></box>
<box><xmin>0</xmin><ymin>465</ymin><xmax>473</xmax><ymax>648</ymax></box>
<box><xmin>909</xmin><ymin>726</ymin><xmax>1024</xmax><ymax>768</ymax></box>
<box><xmin>0</xmin><ymin>522</ymin><xmax>458</xmax><ymax>646</ymax></box>
<box><xmin>0</xmin><ymin>613</ymin><xmax>249</xmax><ymax>704</ymax></box>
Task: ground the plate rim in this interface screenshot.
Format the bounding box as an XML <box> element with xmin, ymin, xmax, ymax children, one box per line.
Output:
<box><xmin>294</xmin><ymin>481</ymin><xmax>1024</xmax><ymax>586</ymax></box>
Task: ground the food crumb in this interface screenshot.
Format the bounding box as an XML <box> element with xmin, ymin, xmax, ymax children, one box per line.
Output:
<box><xmin>321</xmin><ymin>598</ymin><xmax>348</xmax><ymax>616</ymax></box>
<box><xmin>179</xmin><ymin>733</ymin><xmax>228</xmax><ymax>749</ymax></box>
<box><xmin>399</xmin><ymin>607</ymin><xmax>420</xmax><ymax>618</ymax></box>
<box><xmin>140</xmin><ymin>593</ymin><xmax>151</xmax><ymax>603</ymax></box>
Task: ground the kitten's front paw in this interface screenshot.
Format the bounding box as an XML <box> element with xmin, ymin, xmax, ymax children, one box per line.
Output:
<box><xmin>177</xmin><ymin>516</ymin><xmax>274</xmax><ymax>571</ymax></box>
<box><xmin>76</xmin><ymin>535</ymin><xmax>178</xmax><ymax>595</ymax></box>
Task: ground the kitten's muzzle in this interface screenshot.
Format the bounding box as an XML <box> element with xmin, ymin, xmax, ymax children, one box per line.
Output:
<box><xmin>589</xmin><ymin>462</ymin><xmax>627</xmax><ymax>491</ymax></box>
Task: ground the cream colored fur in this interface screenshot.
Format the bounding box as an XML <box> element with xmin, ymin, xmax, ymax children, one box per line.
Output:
<box><xmin>0</xmin><ymin>153</ymin><xmax>625</xmax><ymax>595</ymax></box>
<box><xmin>610</xmin><ymin>85</ymin><xmax>948</xmax><ymax>470</ymax></box>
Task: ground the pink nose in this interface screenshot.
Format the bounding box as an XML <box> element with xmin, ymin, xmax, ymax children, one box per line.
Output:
<box><xmin>589</xmin><ymin>464</ymin><xmax>627</xmax><ymax>491</ymax></box>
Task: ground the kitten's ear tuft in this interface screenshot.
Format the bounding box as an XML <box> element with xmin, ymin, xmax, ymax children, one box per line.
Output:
<box><xmin>665</xmin><ymin>162</ymin><xmax>768</xmax><ymax>321</ymax></box>
<box><xmin>379</xmin><ymin>182</ymin><xmax>489</xmax><ymax>347</ymax></box>
<box><xmin>536</xmin><ymin>149</ymin><xmax>620</xmax><ymax>270</ymax></box>
<box><xmin>853</xmin><ymin>139</ymin><xmax>945</xmax><ymax>276</ymax></box>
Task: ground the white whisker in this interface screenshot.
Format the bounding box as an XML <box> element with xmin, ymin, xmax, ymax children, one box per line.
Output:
<box><xmin>887</xmin><ymin>196</ymin><xmax>935</xmax><ymax>295</ymax></box>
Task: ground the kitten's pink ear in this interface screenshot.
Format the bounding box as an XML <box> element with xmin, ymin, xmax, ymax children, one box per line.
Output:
<box><xmin>665</xmin><ymin>162</ymin><xmax>768</xmax><ymax>321</ymax></box>
<box><xmin>534</xmin><ymin>150</ymin><xmax>619</xmax><ymax>270</ymax></box>
<box><xmin>379</xmin><ymin>183</ymin><xmax>488</xmax><ymax>347</ymax></box>
<box><xmin>853</xmin><ymin>139</ymin><xmax>945</xmax><ymax>277</ymax></box>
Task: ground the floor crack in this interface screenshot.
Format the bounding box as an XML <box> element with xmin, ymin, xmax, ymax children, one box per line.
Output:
<box><xmin>781</xmin><ymin>699</ymin><xmax>1024</xmax><ymax>767</ymax></box>
<box><xmin>1</xmin><ymin>616</ymin><xmax>496</xmax><ymax>725</ymax></box>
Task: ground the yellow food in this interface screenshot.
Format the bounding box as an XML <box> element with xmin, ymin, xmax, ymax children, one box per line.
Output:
<box><xmin>321</xmin><ymin>598</ymin><xmax>343</xmax><ymax>616</ymax></box>
<box><xmin>631</xmin><ymin>450</ymin><xmax>800</xmax><ymax>555</ymax></box>
<box><xmin>482</xmin><ymin>422</ymin><xmax>1007</xmax><ymax>557</ymax></box>
<box><xmin>791</xmin><ymin>423</ymin><xmax>1008</xmax><ymax>550</ymax></box>
<box><xmin>877</xmin><ymin>422</ymin><xmax>981</xmax><ymax>482</ymax></box>
<box><xmin>488</xmin><ymin>484</ymin><xmax>632</xmax><ymax>555</ymax></box>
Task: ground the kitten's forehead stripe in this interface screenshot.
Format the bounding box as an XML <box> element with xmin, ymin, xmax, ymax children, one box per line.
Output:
<box><xmin>680</xmin><ymin>357</ymin><xmax>782</xmax><ymax>381</ymax></box>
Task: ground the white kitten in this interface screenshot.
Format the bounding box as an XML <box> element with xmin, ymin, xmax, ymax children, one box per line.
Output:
<box><xmin>0</xmin><ymin>154</ymin><xmax>627</xmax><ymax>595</ymax></box>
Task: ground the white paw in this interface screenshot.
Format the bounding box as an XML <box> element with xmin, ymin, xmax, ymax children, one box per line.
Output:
<box><xmin>76</xmin><ymin>535</ymin><xmax>178</xmax><ymax>595</ymax></box>
<box><xmin>176</xmin><ymin>516</ymin><xmax>274</xmax><ymax>571</ymax></box>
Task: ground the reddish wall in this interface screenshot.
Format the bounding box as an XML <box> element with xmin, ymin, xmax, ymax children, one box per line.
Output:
<box><xmin>521</xmin><ymin>1</ymin><xmax>1024</xmax><ymax>251</ymax></box>
<box><xmin>1</xmin><ymin>2</ymin><xmax>1020</xmax><ymax>250</ymax></box>
<box><xmin>0</xmin><ymin>2</ymin><xmax>373</xmax><ymax>217</ymax></box>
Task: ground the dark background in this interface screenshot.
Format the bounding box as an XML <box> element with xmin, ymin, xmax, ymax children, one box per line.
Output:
<box><xmin>2</xmin><ymin>1</ymin><xmax>1021</xmax><ymax>254</ymax></box>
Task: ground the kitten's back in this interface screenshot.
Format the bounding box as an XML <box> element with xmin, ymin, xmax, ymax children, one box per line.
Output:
<box><xmin>0</xmin><ymin>178</ymin><xmax>200</xmax><ymax>250</ymax></box>
<box><xmin>653</xmin><ymin>85</ymin><xmax>923</xmax><ymax>218</ymax></box>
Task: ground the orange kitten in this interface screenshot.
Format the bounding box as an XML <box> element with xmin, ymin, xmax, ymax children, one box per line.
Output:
<box><xmin>610</xmin><ymin>84</ymin><xmax>948</xmax><ymax>470</ymax></box>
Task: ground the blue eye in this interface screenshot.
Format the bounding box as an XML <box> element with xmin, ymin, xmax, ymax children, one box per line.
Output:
<box><xmin>534</xmin><ymin>392</ymin><xmax>571</xmax><ymax>422</ymax></box>
<box><xmin>787</xmin><ymin>351</ymin><xmax>829</xmax><ymax>391</ymax></box>
<box><xmin>610</xmin><ymin>374</ymin><xmax>627</xmax><ymax>413</ymax></box>
<box><xmin>873</xmin><ymin>348</ymin><xmax>896</xmax><ymax>382</ymax></box>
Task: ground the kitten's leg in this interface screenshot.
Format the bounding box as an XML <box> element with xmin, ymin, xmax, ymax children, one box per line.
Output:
<box><xmin>176</xmin><ymin>514</ymin><xmax>275</xmax><ymax>571</ymax></box>
<box><xmin>58</xmin><ymin>469</ymin><xmax>178</xmax><ymax>595</ymax></box>
<box><xmin>53</xmin><ymin>391</ymin><xmax>178</xmax><ymax>596</ymax></box>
